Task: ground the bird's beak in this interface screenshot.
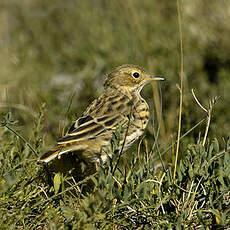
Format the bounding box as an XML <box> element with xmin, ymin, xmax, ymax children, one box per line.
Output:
<box><xmin>148</xmin><ymin>75</ymin><xmax>166</xmax><ymax>81</ymax></box>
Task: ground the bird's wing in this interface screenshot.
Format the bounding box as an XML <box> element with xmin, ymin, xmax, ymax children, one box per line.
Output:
<box><xmin>39</xmin><ymin>90</ymin><xmax>134</xmax><ymax>164</ymax></box>
<box><xmin>57</xmin><ymin>90</ymin><xmax>133</xmax><ymax>145</ymax></box>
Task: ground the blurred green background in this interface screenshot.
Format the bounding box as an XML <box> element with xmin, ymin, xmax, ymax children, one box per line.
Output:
<box><xmin>0</xmin><ymin>0</ymin><xmax>230</xmax><ymax>155</ymax></box>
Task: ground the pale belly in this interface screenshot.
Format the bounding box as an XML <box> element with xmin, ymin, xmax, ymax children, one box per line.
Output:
<box><xmin>123</xmin><ymin>128</ymin><xmax>144</xmax><ymax>151</ymax></box>
<box><xmin>100</xmin><ymin>124</ymin><xmax>146</xmax><ymax>161</ymax></box>
<box><xmin>94</xmin><ymin>95</ymin><xmax>150</xmax><ymax>164</ymax></box>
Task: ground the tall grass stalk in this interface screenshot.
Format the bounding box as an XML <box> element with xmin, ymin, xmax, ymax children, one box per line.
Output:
<box><xmin>174</xmin><ymin>0</ymin><xmax>184</xmax><ymax>180</ymax></box>
<box><xmin>1</xmin><ymin>122</ymin><xmax>38</xmax><ymax>157</ymax></box>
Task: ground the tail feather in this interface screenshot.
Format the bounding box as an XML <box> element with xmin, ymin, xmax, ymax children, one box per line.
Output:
<box><xmin>38</xmin><ymin>146</ymin><xmax>69</xmax><ymax>163</ymax></box>
<box><xmin>38</xmin><ymin>144</ymin><xmax>88</xmax><ymax>164</ymax></box>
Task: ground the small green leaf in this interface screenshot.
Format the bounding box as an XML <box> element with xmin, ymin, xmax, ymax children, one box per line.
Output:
<box><xmin>212</xmin><ymin>138</ymin><xmax>219</xmax><ymax>153</ymax></box>
<box><xmin>53</xmin><ymin>173</ymin><xmax>61</xmax><ymax>195</ymax></box>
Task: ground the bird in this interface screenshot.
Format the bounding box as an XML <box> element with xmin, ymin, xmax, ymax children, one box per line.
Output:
<box><xmin>38</xmin><ymin>64</ymin><xmax>165</xmax><ymax>173</ymax></box>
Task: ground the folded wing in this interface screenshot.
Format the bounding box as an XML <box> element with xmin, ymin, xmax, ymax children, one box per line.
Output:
<box><xmin>39</xmin><ymin>89</ymin><xmax>133</xmax><ymax>163</ymax></box>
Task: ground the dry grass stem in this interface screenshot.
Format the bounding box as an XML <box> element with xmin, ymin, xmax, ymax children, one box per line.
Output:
<box><xmin>192</xmin><ymin>89</ymin><xmax>220</xmax><ymax>146</ymax></box>
<box><xmin>174</xmin><ymin>0</ymin><xmax>184</xmax><ymax>180</ymax></box>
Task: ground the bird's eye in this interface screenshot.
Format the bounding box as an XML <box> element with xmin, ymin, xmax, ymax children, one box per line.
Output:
<box><xmin>132</xmin><ymin>72</ymin><xmax>140</xmax><ymax>78</ymax></box>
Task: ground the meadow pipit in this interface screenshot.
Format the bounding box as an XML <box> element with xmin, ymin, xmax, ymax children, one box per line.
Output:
<box><xmin>39</xmin><ymin>64</ymin><xmax>165</xmax><ymax>171</ymax></box>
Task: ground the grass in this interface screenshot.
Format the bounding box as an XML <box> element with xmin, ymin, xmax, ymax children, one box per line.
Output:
<box><xmin>174</xmin><ymin>0</ymin><xmax>184</xmax><ymax>180</ymax></box>
<box><xmin>0</xmin><ymin>0</ymin><xmax>230</xmax><ymax>229</ymax></box>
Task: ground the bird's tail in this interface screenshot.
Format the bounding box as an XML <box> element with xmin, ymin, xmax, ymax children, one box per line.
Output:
<box><xmin>38</xmin><ymin>143</ymin><xmax>88</xmax><ymax>164</ymax></box>
<box><xmin>38</xmin><ymin>145</ymin><xmax>72</xmax><ymax>164</ymax></box>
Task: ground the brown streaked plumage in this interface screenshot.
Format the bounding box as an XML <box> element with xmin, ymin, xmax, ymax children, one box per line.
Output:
<box><xmin>38</xmin><ymin>64</ymin><xmax>165</xmax><ymax>169</ymax></box>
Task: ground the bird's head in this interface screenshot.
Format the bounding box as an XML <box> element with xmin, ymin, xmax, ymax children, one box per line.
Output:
<box><xmin>104</xmin><ymin>64</ymin><xmax>165</xmax><ymax>93</ymax></box>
